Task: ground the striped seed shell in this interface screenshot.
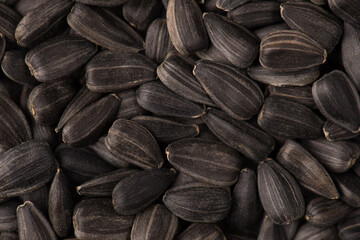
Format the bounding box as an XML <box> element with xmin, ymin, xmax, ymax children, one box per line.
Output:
<box><xmin>75</xmin><ymin>0</ymin><xmax>128</xmax><ymax>7</ymax></box>
<box><xmin>313</xmin><ymin>70</ymin><xmax>360</xmax><ymax>133</ymax></box>
<box><xmin>17</xmin><ymin>201</ymin><xmax>57</xmax><ymax>240</ymax></box>
<box><xmin>73</xmin><ymin>198</ymin><xmax>134</xmax><ymax>240</ymax></box>
<box><xmin>163</xmin><ymin>182</ymin><xmax>231</xmax><ymax>223</ymax></box>
<box><xmin>202</xmin><ymin>109</ymin><xmax>275</xmax><ymax>162</ymax></box>
<box><xmin>0</xmin><ymin>232</ymin><xmax>18</xmax><ymax>240</ymax></box>
<box><xmin>216</xmin><ymin>0</ymin><xmax>250</xmax><ymax>11</ymax></box>
<box><xmin>254</xmin><ymin>23</ymin><xmax>289</xmax><ymax>40</ymax></box>
<box><xmin>0</xmin><ymin>34</ymin><xmax>5</xmax><ymax>62</ymax></box>
<box><xmin>62</xmin><ymin>94</ymin><xmax>120</xmax><ymax>146</ymax></box>
<box><xmin>25</xmin><ymin>36</ymin><xmax>97</xmax><ymax>82</ymax></box>
<box><xmin>1</xmin><ymin>50</ymin><xmax>37</xmax><ymax>87</ymax></box>
<box><xmin>305</xmin><ymin>197</ymin><xmax>353</xmax><ymax>227</ymax></box>
<box><xmin>85</xmin><ymin>50</ymin><xmax>157</xmax><ymax>93</ymax></box>
<box><xmin>294</xmin><ymin>223</ymin><xmax>338</xmax><ymax>240</ymax></box>
<box><xmin>195</xmin><ymin>43</ymin><xmax>232</xmax><ymax>65</ymax></box>
<box><xmin>301</xmin><ymin>139</ymin><xmax>360</xmax><ymax>173</ymax></box>
<box><xmin>136</xmin><ymin>81</ymin><xmax>205</xmax><ymax>118</ymax></box>
<box><xmin>0</xmin><ymin>3</ymin><xmax>21</xmax><ymax>43</ymax></box>
<box><xmin>48</xmin><ymin>169</ymin><xmax>73</xmax><ymax>238</ymax></box>
<box><xmin>258</xmin><ymin>215</ymin><xmax>287</xmax><ymax>240</ymax></box>
<box><xmin>338</xmin><ymin>209</ymin><xmax>360</xmax><ymax>240</ymax></box>
<box><xmin>280</xmin><ymin>0</ymin><xmax>343</xmax><ymax>52</ymax></box>
<box><xmin>323</xmin><ymin>120</ymin><xmax>358</xmax><ymax>141</ymax></box>
<box><xmin>267</xmin><ymin>85</ymin><xmax>316</xmax><ymax>109</ymax></box>
<box><xmin>0</xmin><ymin>141</ymin><xmax>56</xmax><ymax>198</ymax></box>
<box><xmin>228</xmin><ymin>1</ymin><xmax>282</xmax><ymax>29</ymax></box>
<box><xmin>112</xmin><ymin>168</ymin><xmax>177</xmax><ymax>215</ymax></box>
<box><xmin>116</xmin><ymin>88</ymin><xmax>148</xmax><ymax>120</ymax></box>
<box><xmin>67</xmin><ymin>3</ymin><xmax>144</xmax><ymax>52</ymax></box>
<box><xmin>226</xmin><ymin>168</ymin><xmax>262</xmax><ymax>231</ymax></box>
<box><xmin>257</xmin><ymin>96</ymin><xmax>324</xmax><ymax>139</ymax></box>
<box><xmin>277</xmin><ymin>140</ymin><xmax>339</xmax><ymax>199</ymax></box>
<box><xmin>166</xmin><ymin>0</ymin><xmax>208</xmax><ymax>55</ymax></box>
<box><xmin>131</xmin><ymin>204</ymin><xmax>178</xmax><ymax>240</ymax></box>
<box><xmin>28</xmin><ymin>78</ymin><xmax>76</xmax><ymax>126</ymax></box>
<box><xmin>14</xmin><ymin>0</ymin><xmax>48</xmax><ymax>16</ymax></box>
<box><xmin>203</xmin><ymin>12</ymin><xmax>259</xmax><ymax>68</ymax></box>
<box><xmin>260</xmin><ymin>30</ymin><xmax>327</xmax><ymax>72</ymax></box>
<box><xmin>32</xmin><ymin>120</ymin><xmax>57</xmax><ymax>149</ymax></box>
<box><xmin>157</xmin><ymin>51</ymin><xmax>215</xmax><ymax>106</ymax></box>
<box><xmin>332</xmin><ymin>171</ymin><xmax>360</xmax><ymax>208</ymax></box>
<box><xmin>20</xmin><ymin>186</ymin><xmax>49</xmax><ymax>217</ymax></box>
<box><xmin>15</xmin><ymin>0</ymin><xmax>73</xmax><ymax>47</ymax></box>
<box><xmin>0</xmin><ymin>200</ymin><xmax>21</xmax><ymax>232</ymax></box>
<box><xmin>132</xmin><ymin>115</ymin><xmax>199</xmax><ymax>143</ymax></box>
<box><xmin>166</xmin><ymin>138</ymin><xmax>242</xmax><ymax>186</ymax></box>
<box><xmin>329</xmin><ymin>0</ymin><xmax>360</xmax><ymax>29</ymax></box>
<box><xmin>194</xmin><ymin>59</ymin><xmax>264</xmax><ymax>120</ymax></box>
<box><xmin>105</xmin><ymin>119</ymin><xmax>164</xmax><ymax>169</ymax></box>
<box><xmin>177</xmin><ymin>223</ymin><xmax>226</xmax><ymax>240</ymax></box>
<box><xmin>257</xmin><ymin>158</ymin><xmax>305</xmax><ymax>225</ymax></box>
<box><xmin>145</xmin><ymin>18</ymin><xmax>174</xmax><ymax>64</ymax></box>
<box><xmin>247</xmin><ymin>64</ymin><xmax>320</xmax><ymax>87</ymax></box>
<box><xmin>77</xmin><ymin>168</ymin><xmax>140</xmax><ymax>197</ymax></box>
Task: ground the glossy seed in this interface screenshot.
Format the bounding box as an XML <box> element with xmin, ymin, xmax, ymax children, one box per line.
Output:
<box><xmin>157</xmin><ymin>51</ymin><xmax>215</xmax><ymax>106</ymax></box>
<box><xmin>294</xmin><ymin>223</ymin><xmax>338</xmax><ymax>240</ymax></box>
<box><xmin>194</xmin><ymin>59</ymin><xmax>263</xmax><ymax>120</ymax></box>
<box><xmin>0</xmin><ymin>3</ymin><xmax>21</xmax><ymax>43</ymax></box>
<box><xmin>116</xmin><ymin>88</ymin><xmax>148</xmax><ymax>120</ymax></box>
<box><xmin>85</xmin><ymin>50</ymin><xmax>157</xmax><ymax>93</ymax></box>
<box><xmin>258</xmin><ymin>215</ymin><xmax>287</xmax><ymax>240</ymax></box>
<box><xmin>258</xmin><ymin>96</ymin><xmax>324</xmax><ymax>139</ymax></box>
<box><xmin>177</xmin><ymin>223</ymin><xmax>226</xmax><ymax>240</ymax></box>
<box><xmin>323</xmin><ymin>120</ymin><xmax>358</xmax><ymax>141</ymax></box>
<box><xmin>203</xmin><ymin>12</ymin><xmax>259</xmax><ymax>68</ymax></box>
<box><xmin>260</xmin><ymin>30</ymin><xmax>327</xmax><ymax>72</ymax></box>
<box><xmin>203</xmin><ymin>109</ymin><xmax>275</xmax><ymax>162</ymax></box>
<box><xmin>105</xmin><ymin>119</ymin><xmax>164</xmax><ymax>169</ymax></box>
<box><xmin>301</xmin><ymin>139</ymin><xmax>360</xmax><ymax>173</ymax></box>
<box><xmin>277</xmin><ymin>140</ymin><xmax>339</xmax><ymax>199</ymax></box>
<box><xmin>0</xmin><ymin>200</ymin><xmax>21</xmax><ymax>232</ymax></box>
<box><xmin>338</xmin><ymin>209</ymin><xmax>360</xmax><ymax>240</ymax></box>
<box><xmin>48</xmin><ymin>169</ymin><xmax>73</xmax><ymax>238</ymax></box>
<box><xmin>75</xmin><ymin>0</ymin><xmax>128</xmax><ymax>7</ymax></box>
<box><xmin>25</xmin><ymin>36</ymin><xmax>97</xmax><ymax>82</ymax></box>
<box><xmin>67</xmin><ymin>3</ymin><xmax>144</xmax><ymax>52</ymax></box>
<box><xmin>216</xmin><ymin>0</ymin><xmax>250</xmax><ymax>11</ymax></box>
<box><xmin>131</xmin><ymin>204</ymin><xmax>178</xmax><ymax>240</ymax></box>
<box><xmin>305</xmin><ymin>197</ymin><xmax>353</xmax><ymax>227</ymax></box>
<box><xmin>17</xmin><ymin>201</ymin><xmax>57</xmax><ymax>240</ymax></box>
<box><xmin>268</xmin><ymin>86</ymin><xmax>316</xmax><ymax>109</ymax></box>
<box><xmin>62</xmin><ymin>94</ymin><xmax>120</xmax><ymax>146</ymax></box>
<box><xmin>280</xmin><ymin>0</ymin><xmax>342</xmax><ymax>52</ymax></box>
<box><xmin>254</xmin><ymin>23</ymin><xmax>289</xmax><ymax>40</ymax></box>
<box><xmin>332</xmin><ymin>171</ymin><xmax>360</xmax><ymax>208</ymax></box>
<box><xmin>15</xmin><ymin>0</ymin><xmax>73</xmax><ymax>47</ymax></box>
<box><xmin>258</xmin><ymin>158</ymin><xmax>305</xmax><ymax>225</ymax></box>
<box><xmin>28</xmin><ymin>78</ymin><xmax>76</xmax><ymax>126</ymax></box>
<box><xmin>329</xmin><ymin>0</ymin><xmax>360</xmax><ymax>29</ymax></box>
<box><xmin>132</xmin><ymin>115</ymin><xmax>199</xmax><ymax>143</ymax></box>
<box><xmin>20</xmin><ymin>186</ymin><xmax>49</xmax><ymax>216</ymax></box>
<box><xmin>112</xmin><ymin>168</ymin><xmax>177</xmax><ymax>215</ymax></box>
<box><xmin>73</xmin><ymin>198</ymin><xmax>134</xmax><ymax>240</ymax></box>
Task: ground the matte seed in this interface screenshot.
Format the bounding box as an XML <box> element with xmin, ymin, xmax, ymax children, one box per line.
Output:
<box><xmin>257</xmin><ymin>215</ymin><xmax>287</xmax><ymax>240</ymax></box>
<box><xmin>0</xmin><ymin>3</ymin><xmax>21</xmax><ymax>43</ymax></box>
<box><xmin>75</xmin><ymin>0</ymin><xmax>128</xmax><ymax>7</ymax></box>
<box><xmin>254</xmin><ymin>23</ymin><xmax>289</xmax><ymax>40</ymax></box>
<box><xmin>267</xmin><ymin>85</ymin><xmax>316</xmax><ymax>109</ymax></box>
<box><xmin>338</xmin><ymin>209</ymin><xmax>360</xmax><ymax>240</ymax></box>
<box><xmin>328</xmin><ymin>0</ymin><xmax>360</xmax><ymax>29</ymax></box>
<box><xmin>177</xmin><ymin>223</ymin><xmax>226</xmax><ymax>240</ymax></box>
<box><xmin>0</xmin><ymin>200</ymin><xmax>21</xmax><ymax>232</ymax></box>
<box><xmin>116</xmin><ymin>88</ymin><xmax>148</xmax><ymax>120</ymax></box>
<box><xmin>323</xmin><ymin>120</ymin><xmax>358</xmax><ymax>141</ymax></box>
<box><xmin>0</xmin><ymin>232</ymin><xmax>18</xmax><ymax>240</ymax></box>
<box><xmin>216</xmin><ymin>0</ymin><xmax>250</xmax><ymax>11</ymax></box>
<box><xmin>294</xmin><ymin>223</ymin><xmax>338</xmax><ymax>240</ymax></box>
<box><xmin>14</xmin><ymin>0</ymin><xmax>48</xmax><ymax>16</ymax></box>
<box><xmin>332</xmin><ymin>171</ymin><xmax>360</xmax><ymax>208</ymax></box>
<box><xmin>20</xmin><ymin>186</ymin><xmax>49</xmax><ymax>217</ymax></box>
<box><xmin>195</xmin><ymin>43</ymin><xmax>232</xmax><ymax>65</ymax></box>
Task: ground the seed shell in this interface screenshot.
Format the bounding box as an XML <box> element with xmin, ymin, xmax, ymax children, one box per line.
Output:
<box><xmin>332</xmin><ymin>171</ymin><xmax>360</xmax><ymax>208</ymax></box>
<box><xmin>0</xmin><ymin>200</ymin><xmax>21</xmax><ymax>232</ymax></box>
<box><xmin>0</xmin><ymin>3</ymin><xmax>21</xmax><ymax>43</ymax></box>
<box><xmin>254</xmin><ymin>23</ymin><xmax>289</xmax><ymax>40</ymax></box>
<box><xmin>75</xmin><ymin>0</ymin><xmax>128</xmax><ymax>7</ymax></box>
<box><xmin>0</xmin><ymin>232</ymin><xmax>18</xmax><ymax>240</ymax></box>
<box><xmin>329</xmin><ymin>0</ymin><xmax>360</xmax><ymax>29</ymax></box>
<box><xmin>195</xmin><ymin>43</ymin><xmax>232</xmax><ymax>65</ymax></box>
<box><xmin>294</xmin><ymin>223</ymin><xmax>338</xmax><ymax>240</ymax></box>
<box><xmin>14</xmin><ymin>0</ymin><xmax>48</xmax><ymax>16</ymax></box>
<box><xmin>338</xmin><ymin>209</ymin><xmax>360</xmax><ymax>240</ymax></box>
<box><xmin>20</xmin><ymin>186</ymin><xmax>49</xmax><ymax>216</ymax></box>
<box><xmin>177</xmin><ymin>223</ymin><xmax>226</xmax><ymax>240</ymax></box>
<box><xmin>257</xmin><ymin>215</ymin><xmax>287</xmax><ymax>240</ymax></box>
<box><xmin>32</xmin><ymin>120</ymin><xmax>57</xmax><ymax>150</ymax></box>
<box><xmin>267</xmin><ymin>85</ymin><xmax>316</xmax><ymax>109</ymax></box>
<box><xmin>116</xmin><ymin>88</ymin><xmax>148</xmax><ymax>120</ymax></box>
<box><xmin>216</xmin><ymin>0</ymin><xmax>250</xmax><ymax>11</ymax></box>
<box><xmin>323</xmin><ymin>120</ymin><xmax>358</xmax><ymax>141</ymax></box>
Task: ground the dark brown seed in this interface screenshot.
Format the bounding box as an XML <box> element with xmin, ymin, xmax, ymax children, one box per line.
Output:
<box><xmin>228</xmin><ymin>1</ymin><xmax>282</xmax><ymax>29</ymax></box>
<box><xmin>0</xmin><ymin>141</ymin><xmax>56</xmax><ymax>198</ymax></box>
<box><xmin>195</xmin><ymin>43</ymin><xmax>232</xmax><ymax>65</ymax></box>
<box><xmin>194</xmin><ymin>59</ymin><xmax>264</xmax><ymax>120</ymax></box>
<box><xmin>0</xmin><ymin>0</ymin><xmax>17</xmax><ymax>5</ymax></box>
<box><xmin>277</xmin><ymin>140</ymin><xmax>339</xmax><ymax>199</ymax></box>
<box><xmin>328</xmin><ymin>0</ymin><xmax>360</xmax><ymax>29</ymax></box>
<box><xmin>294</xmin><ymin>223</ymin><xmax>338</xmax><ymax>240</ymax></box>
<box><xmin>0</xmin><ymin>200</ymin><xmax>21</xmax><ymax>232</ymax></box>
<box><xmin>75</xmin><ymin>0</ymin><xmax>128</xmax><ymax>7</ymax></box>
<box><xmin>166</xmin><ymin>138</ymin><xmax>242</xmax><ymax>187</ymax></box>
<box><xmin>258</xmin><ymin>215</ymin><xmax>287</xmax><ymax>240</ymax></box>
<box><xmin>48</xmin><ymin>169</ymin><xmax>73</xmax><ymax>238</ymax></box>
<box><xmin>163</xmin><ymin>181</ymin><xmax>231</xmax><ymax>223</ymax></box>
<box><xmin>28</xmin><ymin>78</ymin><xmax>76</xmax><ymax>126</ymax></box>
<box><xmin>67</xmin><ymin>3</ymin><xmax>145</xmax><ymax>53</ymax></box>
<box><xmin>247</xmin><ymin>64</ymin><xmax>320</xmax><ymax>87</ymax></box>
<box><xmin>258</xmin><ymin>158</ymin><xmax>305</xmax><ymax>225</ymax></box>
<box><xmin>15</xmin><ymin>0</ymin><xmax>73</xmax><ymax>47</ymax></box>
<box><xmin>17</xmin><ymin>201</ymin><xmax>57</xmax><ymax>240</ymax></box>
<box><xmin>354</xmin><ymin>161</ymin><xmax>360</xmax><ymax>177</ymax></box>
<box><xmin>62</xmin><ymin>94</ymin><xmax>120</xmax><ymax>146</ymax></box>
<box><xmin>73</xmin><ymin>198</ymin><xmax>134</xmax><ymax>240</ymax></box>
<box><xmin>226</xmin><ymin>168</ymin><xmax>262</xmax><ymax>231</ymax></box>
<box><xmin>32</xmin><ymin>120</ymin><xmax>57</xmax><ymax>149</ymax></box>
<box><xmin>338</xmin><ymin>208</ymin><xmax>360</xmax><ymax>240</ymax></box>
<box><xmin>258</xmin><ymin>96</ymin><xmax>324</xmax><ymax>139</ymax></box>
<box><xmin>105</xmin><ymin>119</ymin><xmax>164</xmax><ymax>169</ymax></box>
<box><xmin>216</xmin><ymin>0</ymin><xmax>250</xmax><ymax>11</ymax></box>
<box><xmin>20</xmin><ymin>185</ymin><xmax>49</xmax><ymax>216</ymax></box>
<box><xmin>77</xmin><ymin>168</ymin><xmax>139</xmax><ymax>197</ymax></box>
<box><xmin>283</xmin><ymin>220</ymin><xmax>299</xmax><ymax>240</ymax></box>
<box><xmin>323</xmin><ymin>120</ymin><xmax>358</xmax><ymax>141</ymax></box>
<box><xmin>132</xmin><ymin>115</ymin><xmax>199</xmax><ymax>143</ymax></box>
<box><xmin>157</xmin><ymin>51</ymin><xmax>215</xmax><ymax>106</ymax></box>
<box><xmin>305</xmin><ymin>197</ymin><xmax>353</xmax><ymax>227</ymax></box>
<box><xmin>145</xmin><ymin>18</ymin><xmax>174</xmax><ymax>64</ymax></box>
<box><xmin>268</xmin><ymin>85</ymin><xmax>316</xmax><ymax>109</ymax></box>
<box><xmin>136</xmin><ymin>81</ymin><xmax>205</xmax><ymax>118</ymax></box>
<box><xmin>332</xmin><ymin>171</ymin><xmax>360</xmax><ymax>208</ymax></box>
<box><xmin>0</xmin><ymin>232</ymin><xmax>18</xmax><ymax>240</ymax></box>
<box><xmin>280</xmin><ymin>0</ymin><xmax>342</xmax><ymax>52</ymax></box>
<box><xmin>260</xmin><ymin>30</ymin><xmax>327</xmax><ymax>72</ymax></box>
<box><xmin>0</xmin><ymin>34</ymin><xmax>5</xmax><ymax>63</ymax></box>
<box><xmin>203</xmin><ymin>109</ymin><xmax>275</xmax><ymax>162</ymax></box>
<box><xmin>203</xmin><ymin>12</ymin><xmax>259</xmax><ymax>68</ymax></box>
<box><xmin>224</xmin><ymin>230</ymin><xmax>259</xmax><ymax>240</ymax></box>
<box><xmin>313</xmin><ymin>70</ymin><xmax>360</xmax><ymax>133</ymax></box>
<box><xmin>166</xmin><ymin>0</ymin><xmax>208</xmax><ymax>54</ymax></box>
<box><xmin>254</xmin><ymin>23</ymin><xmax>289</xmax><ymax>40</ymax></box>
<box><xmin>25</xmin><ymin>36</ymin><xmax>97</xmax><ymax>82</ymax></box>
<box><xmin>131</xmin><ymin>204</ymin><xmax>178</xmax><ymax>240</ymax></box>
<box><xmin>301</xmin><ymin>139</ymin><xmax>360</xmax><ymax>173</ymax></box>
<box><xmin>177</xmin><ymin>223</ymin><xmax>226</xmax><ymax>240</ymax></box>
<box><xmin>0</xmin><ymin>3</ymin><xmax>21</xmax><ymax>43</ymax></box>
<box><xmin>112</xmin><ymin>168</ymin><xmax>177</xmax><ymax>215</ymax></box>
<box><xmin>116</xmin><ymin>88</ymin><xmax>148</xmax><ymax>120</ymax></box>
<box><xmin>14</xmin><ymin>0</ymin><xmax>48</xmax><ymax>16</ymax></box>
<box><xmin>85</xmin><ymin>50</ymin><xmax>157</xmax><ymax>93</ymax></box>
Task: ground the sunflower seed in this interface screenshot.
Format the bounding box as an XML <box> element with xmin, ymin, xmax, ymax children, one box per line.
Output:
<box><xmin>32</xmin><ymin>120</ymin><xmax>57</xmax><ymax>149</ymax></box>
<box><xmin>258</xmin><ymin>215</ymin><xmax>287</xmax><ymax>240</ymax></box>
<box><xmin>0</xmin><ymin>3</ymin><xmax>21</xmax><ymax>43</ymax></box>
<box><xmin>177</xmin><ymin>223</ymin><xmax>226</xmax><ymax>240</ymax></box>
<box><xmin>328</xmin><ymin>0</ymin><xmax>360</xmax><ymax>29</ymax></box>
<box><xmin>283</xmin><ymin>220</ymin><xmax>299</xmax><ymax>240</ymax></box>
<box><xmin>332</xmin><ymin>171</ymin><xmax>360</xmax><ymax>208</ymax></box>
<box><xmin>254</xmin><ymin>23</ymin><xmax>289</xmax><ymax>40</ymax></box>
<box><xmin>268</xmin><ymin>85</ymin><xmax>316</xmax><ymax>109</ymax></box>
<box><xmin>20</xmin><ymin>185</ymin><xmax>49</xmax><ymax>216</ymax></box>
<box><xmin>14</xmin><ymin>0</ymin><xmax>48</xmax><ymax>16</ymax></box>
<box><xmin>338</xmin><ymin>208</ymin><xmax>360</xmax><ymax>240</ymax></box>
<box><xmin>0</xmin><ymin>200</ymin><xmax>21</xmax><ymax>232</ymax></box>
<box><xmin>216</xmin><ymin>0</ymin><xmax>250</xmax><ymax>11</ymax></box>
<box><xmin>0</xmin><ymin>232</ymin><xmax>18</xmax><ymax>240</ymax></box>
<box><xmin>116</xmin><ymin>88</ymin><xmax>148</xmax><ymax>120</ymax></box>
<box><xmin>195</xmin><ymin>43</ymin><xmax>232</xmax><ymax>65</ymax></box>
<box><xmin>294</xmin><ymin>223</ymin><xmax>338</xmax><ymax>240</ymax></box>
<box><xmin>323</xmin><ymin>120</ymin><xmax>358</xmax><ymax>141</ymax></box>
<box><xmin>75</xmin><ymin>0</ymin><xmax>128</xmax><ymax>7</ymax></box>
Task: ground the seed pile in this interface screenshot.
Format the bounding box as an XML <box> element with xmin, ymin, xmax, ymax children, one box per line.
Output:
<box><xmin>0</xmin><ymin>0</ymin><xmax>358</xmax><ymax>239</ymax></box>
